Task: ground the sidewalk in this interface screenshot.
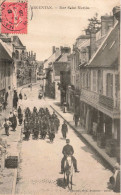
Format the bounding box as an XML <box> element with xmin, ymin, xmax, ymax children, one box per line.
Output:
<box><xmin>0</xmin><ymin>116</ymin><xmax>22</xmax><ymax>194</ymax></box>
<box><xmin>0</xmin><ymin>83</ymin><xmax>38</xmax><ymax>194</ymax></box>
<box><xmin>49</xmin><ymin>99</ymin><xmax>117</xmax><ymax>171</ymax></box>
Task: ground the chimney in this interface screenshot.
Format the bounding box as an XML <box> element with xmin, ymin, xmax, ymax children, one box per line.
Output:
<box><xmin>52</xmin><ymin>46</ymin><xmax>55</xmax><ymax>54</ymax></box>
<box><xmin>90</xmin><ymin>30</ymin><xmax>96</xmax><ymax>58</ymax></box>
<box><xmin>34</xmin><ymin>53</ymin><xmax>36</xmax><ymax>60</ymax></box>
<box><xmin>31</xmin><ymin>51</ymin><xmax>33</xmax><ymax>57</ymax></box>
<box><xmin>113</xmin><ymin>6</ymin><xmax>120</xmax><ymax>22</ymax></box>
<box><xmin>101</xmin><ymin>15</ymin><xmax>114</xmax><ymax>36</ymax></box>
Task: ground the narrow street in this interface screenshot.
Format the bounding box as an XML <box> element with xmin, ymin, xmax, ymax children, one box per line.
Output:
<box><xmin>15</xmin><ymin>85</ymin><xmax>114</xmax><ymax>194</ymax></box>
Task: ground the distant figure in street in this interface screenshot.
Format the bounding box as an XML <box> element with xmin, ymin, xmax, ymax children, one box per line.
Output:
<box><xmin>13</xmin><ymin>90</ymin><xmax>18</xmax><ymax>109</ymax></box>
<box><xmin>3</xmin><ymin>100</ymin><xmax>7</xmax><ymax>110</ymax></box>
<box><xmin>12</xmin><ymin>114</ymin><xmax>17</xmax><ymax>131</ymax></box>
<box><xmin>30</xmin><ymin>83</ymin><xmax>32</xmax><ymax>91</ymax></box>
<box><xmin>24</xmin><ymin>94</ymin><xmax>27</xmax><ymax>100</ymax></box>
<box><xmin>61</xmin><ymin>121</ymin><xmax>68</xmax><ymax>138</ymax></box>
<box><xmin>73</xmin><ymin>113</ymin><xmax>80</xmax><ymax>127</ymax></box>
<box><xmin>5</xmin><ymin>91</ymin><xmax>8</xmax><ymax>102</ymax></box>
<box><xmin>18</xmin><ymin>106</ymin><xmax>23</xmax><ymax>125</ymax></box>
<box><xmin>19</xmin><ymin>92</ymin><xmax>23</xmax><ymax>100</ymax></box>
<box><xmin>3</xmin><ymin>118</ymin><xmax>11</xmax><ymax>136</ymax></box>
<box><xmin>51</xmin><ymin>111</ymin><xmax>57</xmax><ymax>119</ymax></box>
<box><xmin>9</xmin><ymin>112</ymin><xmax>13</xmax><ymax>129</ymax></box>
<box><xmin>63</xmin><ymin>101</ymin><xmax>67</xmax><ymax>113</ymax></box>
<box><xmin>18</xmin><ymin>106</ymin><xmax>22</xmax><ymax>115</ymax></box>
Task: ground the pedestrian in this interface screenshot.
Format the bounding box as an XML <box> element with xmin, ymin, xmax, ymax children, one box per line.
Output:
<box><xmin>12</xmin><ymin>114</ymin><xmax>17</xmax><ymax>131</ymax></box>
<box><xmin>73</xmin><ymin>113</ymin><xmax>79</xmax><ymax>127</ymax></box>
<box><xmin>51</xmin><ymin>111</ymin><xmax>57</xmax><ymax>119</ymax></box>
<box><xmin>61</xmin><ymin>121</ymin><xmax>68</xmax><ymax>138</ymax></box>
<box><xmin>23</xmin><ymin>118</ymin><xmax>30</xmax><ymax>140</ymax></box>
<box><xmin>5</xmin><ymin>91</ymin><xmax>8</xmax><ymax>102</ymax></box>
<box><xmin>18</xmin><ymin>106</ymin><xmax>22</xmax><ymax>115</ymax></box>
<box><xmin>13</xmin><ymin>90</ymin><xmax>18</xmax><ymax>109</ymax></box>
<box><xmin>19</xmin><ymin>92</ymin><xmax>23</xmax><ymax>100</ymax></box>
<box><xmin>9</xmin><ymin>112</ymin><xmax>13</xmax><ymax>130</ymax></box>
<box><xmin>3</xmin><ymin>118</ymin><xmax>11</xmax><ymax>136</ymax></box>
<box><xmin>30</xmin><ymin>83</ymin><xmax>32</xmax><ymax>91</ymax></box>
<box><xmin>54</xmin><ymin>117</ymin><xmax>60</xmax><ymax>133</ymax></box>
<box><xmin>18</xmin><ymin>113</ymin><xmax>23</xmax><ymax>126</ymax></box>
<box><xmin>63</xmin><ymin>101</ymin><xmax>67</xmax><ymax>113</ymax></box>
<box><xmin>24</xmin><ymin>94</ymin><xmax>27</xmax><ymax>100</ymax></box>
<box><xmin>3</xmin><ymin>100</ymin><xmax>7</xmax><ymax>110</ymax></box>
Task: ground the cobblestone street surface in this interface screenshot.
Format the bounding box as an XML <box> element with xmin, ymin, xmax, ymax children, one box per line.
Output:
<box><xmin>15</xmin><ymin>85</ymin><xmax>116</xmax><ymax>195</ymax></box>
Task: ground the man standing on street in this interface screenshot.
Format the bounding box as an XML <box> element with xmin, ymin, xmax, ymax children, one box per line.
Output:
<box><xmin>61</xmin><ymin>121</ymin><xmax>68</xmax><ymax>138</ymax></box>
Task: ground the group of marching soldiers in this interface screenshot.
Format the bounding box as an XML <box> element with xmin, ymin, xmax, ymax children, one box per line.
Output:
<box><xmin>23</xmin><ymin>107</ymin><xmax>60</xmax><ymax>141</ymax></box>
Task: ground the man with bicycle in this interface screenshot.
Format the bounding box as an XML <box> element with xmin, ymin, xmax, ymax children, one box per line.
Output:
<box><xmin>60</xmin><ymin>139</ymin><xmax>79</xmax><ymax>174</ymax></box>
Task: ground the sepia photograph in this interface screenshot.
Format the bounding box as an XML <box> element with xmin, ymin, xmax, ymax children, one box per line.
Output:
<box><xmin>0</xmin><ymin>0</ymin><xmax>120</xmax><ymax>194</ymax></box>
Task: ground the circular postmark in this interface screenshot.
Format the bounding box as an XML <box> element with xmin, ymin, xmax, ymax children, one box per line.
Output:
<box><xmin>1</xmin><ymin>2</ymin><xmax>27</xmax><ymax>33</ymax></box>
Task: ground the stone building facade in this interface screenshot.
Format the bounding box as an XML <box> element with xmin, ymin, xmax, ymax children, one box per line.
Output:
<box><xmin>68</xmin><ymin>6</ymin><xmax>120</xmax><ymax>158</ymax></box>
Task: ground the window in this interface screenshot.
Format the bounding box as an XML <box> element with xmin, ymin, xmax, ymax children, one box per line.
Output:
<box><xmin>76</xmin><ymin>53</ymin><xmax>79</xmax><ymax>70</ymax></box>
<box><xmin>98</xmin><ymin>70</ymin><xmax>103</xmax><ymax>94</ymax></box>
<box><xmin>106</xmin><ymin>73</ymin><xmax>113</xmax><ymax>98</ymax></box>
<box><xmin>93</xmin><ymin>71</ymin><xmax>97</xmax><ymax>92</ymax></box>
<box><xmin>87</xmin><ymin>72</ymin><xmax>91</xmax><ymax>90</ymax></box>
<box><xmin>115</xmin><ymin>74</ymin><xmax>119</xmax><ymax>98</ymax></box>
<box><xmin>8</xmin><ymin>67</ymin><xmax>10</xmax><ymax>77</ymax></box>
<box><xmin>83</xmin><ymin>73</ymin><xmax>85</xmax><ymax>88</ymax></box>
<box><xmin>15</xmin><ymin>50</ymin><xmax>19</xmax><ymax>59</ymax></box>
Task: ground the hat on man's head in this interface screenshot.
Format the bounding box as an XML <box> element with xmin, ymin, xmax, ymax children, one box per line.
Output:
<box><xmin>66</xmin><ymin>139</ymin><xmax>70</xmax><ymax>143</ymax></box>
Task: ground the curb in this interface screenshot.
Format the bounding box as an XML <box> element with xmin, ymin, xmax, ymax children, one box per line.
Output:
<box><xmin>50</xmin><ymin>105</ymin><xmax>115</xmax><ymax>171</ymax></box>
<box><xmin>11</xmin><ymin>127</ymin><xmax>23</xmax><ymax>195</ymax></box>
<box><xmin>11</xmin><ymin>169</ymin><xmax>17</xmax><ymax>195</ymax></box>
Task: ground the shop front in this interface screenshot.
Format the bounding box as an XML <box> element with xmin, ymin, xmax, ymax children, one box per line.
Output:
<box><xmin>67</xmin><ymin>86</ymin><xmax>75</xmax><ymax>112</ymax></box>
<box><xmin>74</xmin><ymin>89</ymin><xmax>80</xmax><ymax>115</ymax></box>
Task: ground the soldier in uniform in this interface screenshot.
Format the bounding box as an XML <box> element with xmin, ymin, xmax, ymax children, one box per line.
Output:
<box><xmin>60</xmin><ymin>139</ymin><xmax>79</xmax><ymax>174</ymax></box>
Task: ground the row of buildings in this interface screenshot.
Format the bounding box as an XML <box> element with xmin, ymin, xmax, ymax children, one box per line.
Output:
<box><xmin>43</xmin><ymin>6</ymin><xmax>120</xmax><ymax>159</ymax></box>
<box><xmin>0</xmin><ymin>34</ymin><xmax>37</xmax><ymax>125</ymax></box>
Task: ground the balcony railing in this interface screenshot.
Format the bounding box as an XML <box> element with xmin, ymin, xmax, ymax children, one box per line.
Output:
<box><xmin>80</xmin><ymin>89</ymin><xmax>99</xmax><ymax>105</ymax></box>
<box><xmin>80</xmin><ymin>89</ymin><xmax>120</xmax><ymax>118</ymax></box>
<box><xmin>99</xmin><ymin>95</ymin><xmax>114</xmax><ymax>110</ymax></box>
<box><xmin>81</xmin><ymin>89</ymin><xmax>120</xmax><ymax>110</ymax></box>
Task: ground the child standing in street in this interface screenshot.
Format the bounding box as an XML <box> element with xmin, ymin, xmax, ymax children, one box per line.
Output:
<box><xmin>3</xmin><ymin>118</ymin><xmax>11</xmax><ymax>136</ymax></box>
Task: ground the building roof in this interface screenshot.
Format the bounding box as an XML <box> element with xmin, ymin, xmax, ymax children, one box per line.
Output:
<box><xmin>0</xmin><ymin>40</ymin><xmax>13</xmax><ymax>61</ymax></box>
<box><xmin>76</xmin><ymin>35</ymin><xmax>90</xmax><ymax>40</ymax></box>
<box><xmin>87</xmin><ymin>21</ymin><xmax>119</xmax><ymax>68</ymax></box>
<box><xmin>54</xmin><ymin>63</ymin><xmax>70</xmax><ymax>76</ymax></box>
<box><xmin>43</xmin><ymin>50</ymin><xmax>61</xmax><ymax>69</ymax></box>
<box><xmin>57</xmin><ymin>53</ymin><xmax>69</xmax><ymax>62</ymax></box>
<box><xmin>78</xmin><ymin>39</ymin><xmax>90</xmax><ymax>50</ymax></box>
<box><xmin>12</xmin><ymin>36</ymin><xmax>24</xmax><ymax>47</ymax></box>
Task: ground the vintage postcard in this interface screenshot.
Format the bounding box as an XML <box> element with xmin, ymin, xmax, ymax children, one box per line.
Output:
<box><xmin>0</xmin><ymin>0</ymin><xmax>120</xmax><ymax>194</ymax></box>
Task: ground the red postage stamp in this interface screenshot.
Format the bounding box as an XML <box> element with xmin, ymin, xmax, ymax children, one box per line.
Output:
<box><xmin>1</xmin><ymin>1</ymin><xmax>27</xmax><ymax>34</ymax></box>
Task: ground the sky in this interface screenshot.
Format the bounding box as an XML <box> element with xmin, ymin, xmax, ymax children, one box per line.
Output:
<box><xmin>19</xmin><ymin>0</ymin><xmax>120</xmax><ymax>61</ymax></box>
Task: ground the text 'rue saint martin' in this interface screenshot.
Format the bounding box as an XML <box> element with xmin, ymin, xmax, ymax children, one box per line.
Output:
<box><xmin>31</xmin><ymin>6</ymin><xmax>90</xmax><ymax>10</ymax></box>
